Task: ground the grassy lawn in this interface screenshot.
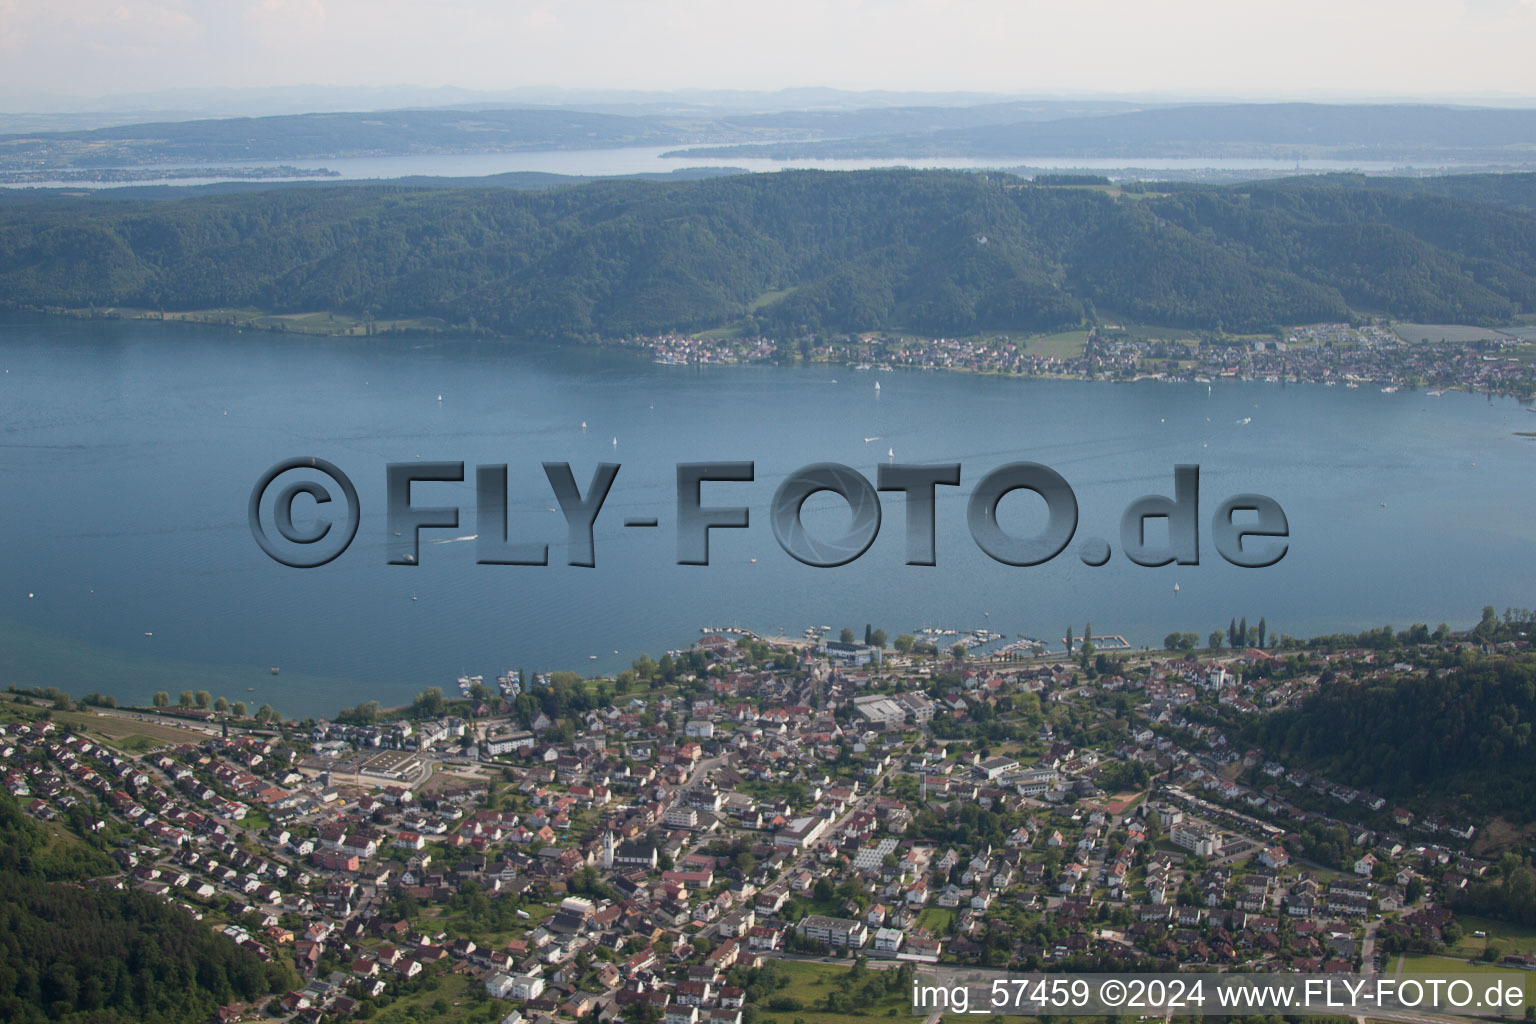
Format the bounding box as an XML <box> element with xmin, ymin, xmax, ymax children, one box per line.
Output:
<box><xmin>1446</xmin><ymin>915</ymin><xmax>1536</xmax><ymax>958</ymax></box>
<box><xmin>757</xmin><ymin>960</ymin><xmax>913</xmax><ymax>1024</ymax></box>
<box><xmin>915</xmin><ymin>907</ymin><xmax>953</xmax><ymax>933</ymax></box>
<box><xmin>367</xmin><ymin>971</ymin><xmax>504</xmax><ymax>1024</ymax></box>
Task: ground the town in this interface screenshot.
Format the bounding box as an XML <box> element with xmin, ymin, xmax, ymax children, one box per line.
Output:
<box><xmin>625</xmin><ymin>322</ymin><xmax>1536</xmax><ymax>400</ymax></box>
<box><xmin>3</xmin><ymin>613</ymin><xmax>1535</xmax><ymax>1024</ymax></box>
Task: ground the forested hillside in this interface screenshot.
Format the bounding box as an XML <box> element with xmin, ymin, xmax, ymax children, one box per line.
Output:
<box><xmin>0</xmin><ymin>788</ymin><xmax>291</xmax><ymax>1022</ymax></box>
<box><xmin>1250</xmin><ymin>652</ymin><xmax>1536</xmax><ymax>818</ymax></box>
<box><xmin>3</xmin><ymin>169</ymin><xmax>1536</xmax><ymax>339</ymax></box>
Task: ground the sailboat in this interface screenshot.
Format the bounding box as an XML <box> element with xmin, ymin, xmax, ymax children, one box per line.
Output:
<box><xmin>874</xmin><ymin>381</ymin><xmax>881</xmax><ymax>392</ymax></box>
<box><xmin>1173</xmin><ymin>582</ymin><xmax>1181</xmax><ymax>594</ymax></box>
<box><xmin>887</xmin><ymin>447</ymin><xmax>894</xmax><ymax>460</ymax></box>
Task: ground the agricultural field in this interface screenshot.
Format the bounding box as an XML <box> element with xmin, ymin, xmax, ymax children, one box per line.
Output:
<box><xmin>1391</xmin><ymin>322</ymin><xmax>1518</xmax><ymax>344</ymax></box>
<box><xmin>1022</xmin><ymin>329</ymin><xmax>1091</xmax><ymax>359</ymax></box>
<box><xmin>4</xmin><ymin>701</ymin><xmax>196</xmax><ymax>752</ymax></box>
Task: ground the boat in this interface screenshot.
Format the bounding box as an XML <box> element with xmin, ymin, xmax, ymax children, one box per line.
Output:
<box><xmin>1426</xmin><ymin>389</ymin><xmax>1443</xmax><ymax>397</ymax></box>
<box><xmin>887</xmin><ymin>447</ymin><xmax>894</xmax><ymax>459</ymax></box>
<box><xmin>269</xmin><ymin>667</ymin><xmax>280</xmax><ymax>675</ymax></box>
<box><xmin>1381</xmin><ymin>386</ymin><xmax>1398</xmax><ymax>393</ymax></box>
<box><xmin>874</xmin><ymin>381</ymin><xmax>881</xmax><ymax>391</ymax></box>
<box><xmin>143</xmin><ymin>631</ymin><xmax>153</xmax><ymax>637</ymax></box>
<box><xmin>436</xmin><ymin>394</ymin><xmax>442</xmax><ymax>402</ymax></box>
<box><xmin>1173</xmin><ymin>582</ymin><xmax>1180</xmax><ymax>593</ymax></box>
<box><xmin>581</xmin><ymin>420</ymin><xmax>587</xmax><ymax>430</ymax></box>
<box><xmin>612</xmin><ymin>437</ymin><xmax>617</xmax><ymax>446</ymax></box>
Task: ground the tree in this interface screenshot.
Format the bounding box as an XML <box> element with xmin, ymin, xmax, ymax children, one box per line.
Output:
<box><xmin>1257</xmin><ymin>616</ymin><xmax>1267</xmax><ymax>648</ymax></box>
<box><xmin>950</xmin><ymin>643</ymin><xmax>967</xmax><ymax>660</ymax></box>
<box><xmin>233</xmin><ymin>701</ymin><xmax>247</xmax><ymax>718</ymax></box>
<box><xmin>195</xmin><ymin>690</ymin><xmax>212</xmax><ymax>709</ymax></box>
<box><xmin>1229</xmin><ymin>617</ymin><xmax>1239</xmax><ymax>648</ymax></box>
<box><xmin>840</xmin><ymin>627</ymin><xmax>856</xmax><ymax>644</ymax></box>
<box><xmin>152</xmin><ymin>691</ymin><xmax>169</xmax><ymax>708</ymax></box>
<box><xmin>1238</xmin><ymin>616</ymin><xmax>1248</xmax><ymax>647</ymax></box>
<box><xmin>1164</xmin><ymin>632</ymin><xmax>1197</xmax><ymax>652</ymax></box>
<box><xmin>412</xmin><ymin>686</ymin><xmax>446</xmax><ymax>718</ymax></box>
<box><xmin>894</xmin><ymin>634</ymin><xmax>915</xmax><ymax>655</ymax></box>
<box><xmin>1209</xmin><ymin>630</ymin><xmax>1224</xmax><ymax>650</ymax></box>
<box><xmin>870</xmin><ymin>629</ymin><xmax>887</xmax><ymax>649</ymax></box>
<box><xmin>179</xmin><ymin>690</ymin><xmax>195</xmax><ymax>708</ymax></box>
<box><xmin>214</xmin><ymin>696</ymin><xmax>229</xmax><ymax>713</ymax></box>
<box><xmin>255</xmin><ymin>704</ymin><xmax>276</xmax><ymax>725</ymax></box>
<box><xmin>1066</xmin><ymin>626</ymin><xmax>1074</xmax><ymax>654</ymax></box>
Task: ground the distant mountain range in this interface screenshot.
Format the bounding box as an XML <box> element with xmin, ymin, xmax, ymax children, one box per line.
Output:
<box><xmin>668</xmin><ymin>103</ymin><xmax>1536</xmax><ymax>164</ymax></box>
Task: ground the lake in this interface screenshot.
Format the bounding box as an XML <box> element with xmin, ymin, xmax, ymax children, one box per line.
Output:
<box><xmin>1</xmin><ymin>313</ymin><xmax>1533</xmax><ymax>718</ymax></box>
<box><xmin>2</xmin><ymin>148</ymin><xmax>1432</xmax><ymax>189</ymax></box>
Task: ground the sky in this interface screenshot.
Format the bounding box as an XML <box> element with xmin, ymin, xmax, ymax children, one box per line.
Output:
<box><xmin>3</xmin><ymin>0</ymin><xmax>1536</xmax><ymax>110</ymax></box>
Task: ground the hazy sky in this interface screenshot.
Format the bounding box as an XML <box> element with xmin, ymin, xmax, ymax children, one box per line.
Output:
<box><xmin>3</xmin><ymin>0</ymin><xmax>1536</xmax><ymax>107</ymax></box>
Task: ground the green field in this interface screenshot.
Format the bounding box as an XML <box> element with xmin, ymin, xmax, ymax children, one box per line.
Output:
<box><xmin>757</xmin><ymin>960</ymin><xmax>914</xmax><ymax>1024</ymax></box>
<box><xmin>366</xmin><ymin>972</ymin><xmax>502</xmax><ymax>1024</ymax></box>
<box><xmin>1401</xmin><ymin>954</ymin><xmax>1532</xmax><ymax>998</ymax></box>
<box><xmin>48</xmin><ymin>708</ymin><xmax>199</xmax><ymax>752</ymax></box>
<box><xmin>1022</xmin><ymin>329</ymin><xmax>1091</xmax><ymax>359</ymax></box>
<box><xmin>68</xmin><ymin>306</ymin><xmax>454</xmax><ymax>337</ymax></box>
<box><xmin>1391</xmin><ymin>322</ymin><xmax>1516</xmax><ymax>345</ymax></box>
<box><xmin>1447</xmin><ymin>915</ymin><xmax>1536</xmax><ymax>959</ymax></box>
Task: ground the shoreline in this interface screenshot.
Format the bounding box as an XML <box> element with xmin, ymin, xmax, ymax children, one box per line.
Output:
<box><xmin>11</xmin><ymin>304</ymin><xmax>1536</xmax><ymax>400</ymax></box>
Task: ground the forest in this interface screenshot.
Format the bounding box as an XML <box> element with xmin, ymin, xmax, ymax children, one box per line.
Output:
<box><xmin>0</xmin><ymin>789</ymin><xmax>291</xmax><ymax>1022</ymax></box>
<box><xmin>2</xmin><ymin>169</ymin><xmax>1536</xmax><ymax>340</ymax></box>
<box><xmin>1249</xmin><ymin>646</ymin><xmax>1536</xmax><ymax>818</ymax></box>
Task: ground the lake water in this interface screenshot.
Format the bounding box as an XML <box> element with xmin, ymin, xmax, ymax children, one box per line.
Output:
<box><xmin>2</xmin><ymin>313</ymin><xmax>1533</xmax><ymax>718</ymax></box>
<box><xmin>3</xmin><ymin>147</ymin><xmax>1435</xmax><ymax>189</ymax></box>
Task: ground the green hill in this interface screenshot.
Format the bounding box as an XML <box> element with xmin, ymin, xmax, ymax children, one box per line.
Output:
<box><xmin>1250</xmin><ymin>652</ymin><xmax>1536</xmax><ymax>818</ymax></box>
<box><xmin>3</xmin><ymin>169</ymin><xmax>1536</xmax><ymax>339</ymax></box>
